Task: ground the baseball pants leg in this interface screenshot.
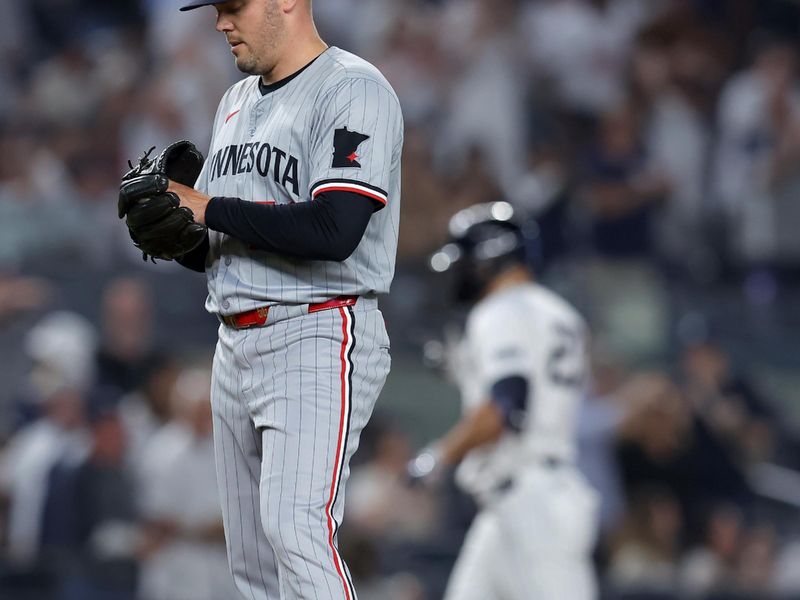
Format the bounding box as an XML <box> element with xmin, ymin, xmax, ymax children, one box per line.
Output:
<box><xmin>212</xmin><ymin>302</ymin><xmax>390</xmax><ymax>600</ymax></box>
<box><xmin>444</xmin><ymin>466</ymin><xmax>599</xmax><ymax>600</ymax></box>
<box><xmin>212</xmin><ymin>328</ymin><xmax>282</xmax><ymax>599</ymax></box>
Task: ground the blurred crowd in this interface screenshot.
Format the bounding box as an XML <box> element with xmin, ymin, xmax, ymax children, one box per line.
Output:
<box><xmin>2</xmin><ymin>0</ymin><xmax>800</xmax><ymax>599</ymax></box>
<box><xmin>3</xmin><ymin>276</ymin><xmax>800</xmax><ymax>599</ymax></box>
<box><xmin>0</xmin><ymin>277</ymin><xmax>234</xmax><ymax>600</ymax></box>
<box><xmin>3</xmin><ymin>0</ymin><xmax>800</xmax><ymax>276</ymax></box>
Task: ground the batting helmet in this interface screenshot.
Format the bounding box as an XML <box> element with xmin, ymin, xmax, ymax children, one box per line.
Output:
<box><xmin>429</xmin><ymin>201</ymin><xmax>540</xmax><ymax>303</ymax></box>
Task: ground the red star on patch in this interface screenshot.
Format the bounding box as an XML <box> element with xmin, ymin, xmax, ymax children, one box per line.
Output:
<box><xmin>347</xmin><ymin>151</ymin><xmax>359</xmax><ymax>163</ymax></box>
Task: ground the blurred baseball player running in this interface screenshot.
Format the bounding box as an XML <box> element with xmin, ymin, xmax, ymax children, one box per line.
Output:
<box><xmin>163</xmin><ymin>1</ymin><xmax>403</xmax><ymax>598</ymax></box>
<box><xmin>411</xmin><ymin>202</ymin><xmax>598</xmax><ymax>599</ymax></box>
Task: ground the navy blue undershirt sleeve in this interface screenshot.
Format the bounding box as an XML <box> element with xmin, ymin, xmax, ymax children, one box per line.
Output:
<box><xmin>204</xmin><ymin>190</ymin><xmax>378</xmax><ymax>261</ymax></box>
<box><xmin>490</xmin><ymin>375</ymin><xmax>530</xmax><ymax>431</ymax></box>
<box><xmin>176</xmin><ymin>234</ymin><xmax>209</xmax><ymax>273</ymax></box>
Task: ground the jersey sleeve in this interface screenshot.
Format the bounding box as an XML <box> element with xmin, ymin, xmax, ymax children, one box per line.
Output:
<box><xmin>467</xmin><ymin>304</ymin><xmax>534</xmax><ymax>392</ymax></box>
<box><xmin>308</xmin><ymin>77</ymin><xmax>403</xmax><ymax>209</ymax></box>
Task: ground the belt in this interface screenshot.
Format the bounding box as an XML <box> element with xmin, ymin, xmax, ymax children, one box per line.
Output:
<box><xmin>542</xmin><ymin>456</ymin><xmax>565</xmax><ymax>469</ymax></box>
<box><xmin>492</xmin><ymin>457</ymin><xmax>567</xmax><ymax>497</ymax></box>
<box><xmin>219</xmin><ymin>295</ymin><xmax>358</xmax><ymax>329</ymax></box>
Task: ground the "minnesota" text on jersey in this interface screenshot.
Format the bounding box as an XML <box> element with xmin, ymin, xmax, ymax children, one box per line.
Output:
<box><xmin>209</xmin><ymin>142</ymin><xmax>299</xmax><ymax>196</ymax></box>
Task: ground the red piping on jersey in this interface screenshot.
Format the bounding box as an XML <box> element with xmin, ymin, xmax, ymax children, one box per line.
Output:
<box><xmin>225</xmin><ymin>109</ymin><xmax>240</xmax><ymax>124</ymax></box>
<box><xmin>313</xmin><ymin>186</ymin><xmax>387</xmax><ymax>205</ymax></box>
<box><xmin>325</xmin><ymin>308</ymin><xmax>353</xmax><ymax>600</ymax></box>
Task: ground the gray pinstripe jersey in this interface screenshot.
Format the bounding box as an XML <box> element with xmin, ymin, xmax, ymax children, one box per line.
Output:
<box><xmin>195</xmin><ymin>47</ymin><xmax>403</xmax><ymax>315</ymax></box>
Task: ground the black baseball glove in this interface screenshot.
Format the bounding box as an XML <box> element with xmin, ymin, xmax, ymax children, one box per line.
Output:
<box><xmin>118</xmin><ymin>141</ymin><xmax>207</xmax><ymax>262</ymax></box>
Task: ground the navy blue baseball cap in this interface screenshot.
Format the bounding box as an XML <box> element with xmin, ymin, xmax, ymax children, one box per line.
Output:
<box><xmin>180</xmin><ymin>1</ymin><xmax>218</xmax><ymax>10</ymax></box>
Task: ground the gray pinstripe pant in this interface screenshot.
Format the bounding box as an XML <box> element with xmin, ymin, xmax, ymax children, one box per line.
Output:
<box><xmin>211</xmin><ymin>298</ymin><xmax>390</xmax><ymax>600</ymax></box>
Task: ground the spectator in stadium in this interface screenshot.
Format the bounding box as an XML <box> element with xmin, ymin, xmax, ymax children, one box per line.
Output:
<box><xmin>678</xmin><ymin>503</ymin><xmax>744</xmax><ymax>596</ymax></box>
<box><xmin>347</xmin><ymin>418</ymin><xmax>438</xmax><ymax>543</ymax></box>
<box><xmin>773</xmin><ymin>535</ymin><xmax>800</xmax><ymax>596</ymax></box>
<box><xmin>735</xmin><ymin>523</ymin><xmax>778</xmax><ymax>597</ymax></box>
<box><xmin>576</xmin><ymin>100</ymin><xmax>671</xmax><ymax>360</ymax></box>
<box><xmin>0</xmin><ymin>273</ymin><xmax>51</xmax><ymax>325</ymax></box>
<box><xmin>614</xmin><ymin>372</ymin><xmax>753</xmax><ymax>537</ymax></box>
<box><xmin>436</xmin><ymin>0</ymin><xmax>530</xmax><ymax>194</ymax></box>
<box><xmin>578</xmin><ymin>366</ymin><xmax>668</xmax><ymax>537</ymax></box>
<box><xmin>117</xmin><ymin>353</ymin><xmax>180</xmax><ymax>478</ymax></box>
<box><xmin>607</xmin><ymin>485</ymin><xmax>683</xmax><ymax>594</ymax></box>
<box><xmin>712</xmin><ymin>35</ymin><xmax>800</xmax><ymax>271</ymax></box>
<box><xmin>136</xmin><ymin>368</ymin><xmax>235</xmax><ymax>600</ymax></box>
<box><xmin>95</xmin><ymin>278</ymin><xmax>156</xmax><ymax>396</ymax></box>
<box><xmin>635</xmin><ymin>24</ymin><xmax>725</xmax><ymax>279</ymax></box>
<box><xmin>523</xmin><ymin>0</ymin><xmax>658</xmax><ymax>129</ymax></box>
<box><xmin>681</xmin><ymin>336</ymin><xmax>780</xmax><ymax>467</ymax></box>
<box><xmin>0</xmin><ymin>312</ymin><xmax>94</xmax><ymax>568</ymax></box>
<box><xmin>40</xmin><ymin>403</ymin><xmax>139</xmax><ymax>600</ymax></box>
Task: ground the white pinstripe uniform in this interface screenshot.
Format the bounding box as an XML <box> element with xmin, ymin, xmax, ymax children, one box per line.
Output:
<box><xmin>195</xmin><ymin>47</ymin><xmax>402</xmax><ymax>600</ymax></box>
<box><xmin>445</xmin><ymin>282</ymin><xmax>599</xmax><ymax>600</ymax></box>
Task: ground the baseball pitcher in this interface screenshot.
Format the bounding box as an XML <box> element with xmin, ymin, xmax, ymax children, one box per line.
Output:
<box><xmin>116</xmin><ymin>1</ymin><xmax>402</xmax><ymax>599</ymax></box>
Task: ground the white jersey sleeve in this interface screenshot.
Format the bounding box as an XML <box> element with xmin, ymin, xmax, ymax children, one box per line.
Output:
<box><xmin>467</xmin><ymin>302</ymin><xmax>537</xmax><ymax>392</ymax></box>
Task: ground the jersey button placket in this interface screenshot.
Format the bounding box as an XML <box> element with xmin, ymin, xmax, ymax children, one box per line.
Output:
<box><xmin>249</xmin><ymin>110</ymin><xmax>258</xmax><ymax>138</ymax></box>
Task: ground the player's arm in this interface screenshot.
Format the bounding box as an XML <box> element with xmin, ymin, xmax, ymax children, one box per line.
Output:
<box><xmin>169</xmin><ymin>185</ymin><xmax>378</xmax><ymax>268</ymax></box>
<box><xmin>209</xmin><ymin>190</ymin><xmax>377</xmax><ymax>261</ymax></box>
<box><xmin>409</xmin><ymin>375</ymin><xmax>529</xmax><ymax>482</ymax></box>
<box><xmin>167</xmin><ymin>184</ymin><xmax>376</xmax><ymax>263</ymax></box>
<box><xmin>175</xmin><ymin>234</ymin><xmax>210</xmax><ymax>272</ymax></box>
<box><xmin>439</xmin><ymin>375</ymin><xmax>529</xmax><ymax>466</ymax></box>
<box><xmin>409</xmin><ymin>306</ymin><xmax>532</xmax><ymax>481</ymax></box>
<box><xmin>169</xmin><ymin>74</ymin><xmax>400</xmax><ymax>262</ymax></box>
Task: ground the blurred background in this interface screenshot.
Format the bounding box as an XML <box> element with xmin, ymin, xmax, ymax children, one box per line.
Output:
<box><xmin>1</xmin><ymin>0</ymin><xmax>800</xmax><ymax>598</ymax></box>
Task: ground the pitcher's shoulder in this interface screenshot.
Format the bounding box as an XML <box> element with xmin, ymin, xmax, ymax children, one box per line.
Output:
<box><xmin>219</xmin><ymin>76</ymin><xmax>258</xmax><ymax>106</ymax></box>
<box><xmin>318</xmin><ymin>47</ymin><xmax>398</xmax><ymax>98</ymax></box>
